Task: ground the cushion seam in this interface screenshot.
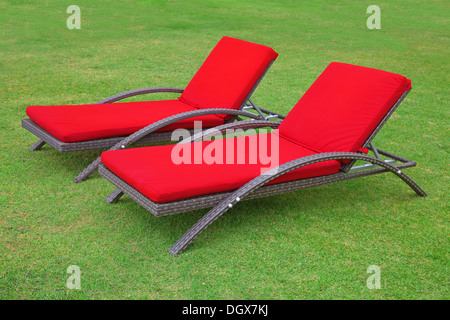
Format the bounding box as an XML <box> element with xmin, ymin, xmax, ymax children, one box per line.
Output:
<box><xmin>275</xmin><ymin>131</ymin><xmax>325</xmax><ymax>154</ymax></box>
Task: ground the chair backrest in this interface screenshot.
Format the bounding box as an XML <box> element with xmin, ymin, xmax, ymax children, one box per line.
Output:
<box><xmin>178</xmin><ymin>36</ymin><xmax>278</xmax><ymax>118</ymax></box>
<box><xmin>278</xmin><ymin>62</ymin><xmax>412</xmax><ymax>154</ymax></box>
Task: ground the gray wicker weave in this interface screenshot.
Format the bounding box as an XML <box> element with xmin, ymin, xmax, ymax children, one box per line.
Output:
<box><xmin>98</xmin><ymin>148</ymin><xmax>423</xmax><ymax>217</ymax></box>
<box><xmin>97</xmin><ymin>94</ymin><xmax>427</xmax><ymax>255</ymax></box>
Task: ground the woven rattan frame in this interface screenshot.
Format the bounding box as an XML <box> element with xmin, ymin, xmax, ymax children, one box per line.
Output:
<box><xmin>21</xmin><ymin>118</ymin><xmax>184</xmax><ymax>152</ymax></box>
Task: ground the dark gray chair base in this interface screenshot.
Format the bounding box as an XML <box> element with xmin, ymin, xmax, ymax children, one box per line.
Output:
<box><xmin>98</xmin><ymin>146</ymin><xmax>426</xmax><ymax>255</ymax></box>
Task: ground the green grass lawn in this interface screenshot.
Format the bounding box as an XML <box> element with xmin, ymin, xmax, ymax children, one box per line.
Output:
<box><xmin>0</xmin><ymin>0</ymin><xmax>448</xmax><ymax>299</ymax></box>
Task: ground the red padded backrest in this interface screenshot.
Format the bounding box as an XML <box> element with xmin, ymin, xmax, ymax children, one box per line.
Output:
<box><xmin>179</xmin><ymin>36</ymin><xmax>278</xmax><ymax>118</ymax></box>
<box><xmin>278</xmin><ymin>62</ymin><xmax>412</xmax><ymax>153</ymax></box>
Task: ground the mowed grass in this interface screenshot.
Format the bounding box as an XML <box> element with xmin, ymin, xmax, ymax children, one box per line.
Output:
<box><xmin>0</xmin><ymin>0</ymin><xmax>448</xmax><ymax>299</ymax></box>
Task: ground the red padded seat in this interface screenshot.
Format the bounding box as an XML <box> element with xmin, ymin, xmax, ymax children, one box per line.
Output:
<box><xmin>101</xmin><ymin>133</ymin><xmax>341</xmax><ymax>203</ymax></box>
<box><xmin>26</xmin><ymin>36</ymin><xmax>278</xmax><ymax>143</ymax></box>
<box><xmin>26</xmin><ymin>100</ymin><xmax>223</xmax><ymax>143</ymax></box>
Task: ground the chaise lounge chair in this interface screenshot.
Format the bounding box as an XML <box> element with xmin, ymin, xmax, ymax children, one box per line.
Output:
<box><xmin>22</xmin><ymin>36</ymin><xmax>283</xmax><ymax>182</ymax></box>
<box><xmin>97</xmin><ymin>62</ymin><xmax>427</xmax><ymax>255</ymax></box>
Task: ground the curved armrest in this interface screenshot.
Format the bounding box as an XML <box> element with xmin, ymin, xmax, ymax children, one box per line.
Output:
<box><xmin>169</xmin><ymin>151</ymin><xmax>427</xmax><ymax>254</ymax></box>
<box><xmin>225</xmin><ymin>152</ymin><xmax>427</xmax><ymax>200</ymax></box>
<box><xmin>95</xmin><ymin>87</ymin><xmax>184</xmax><ymax>104</ymax></box>
<box><xmin>113</xmin><ymin>109</ymin><xmax>263</xmax><ymax>150</ymax></box>
<box><xmin>179</xmin><ymin>120</ymin><xmax>282</xmax><ymax>144</ymax></box>
<box><xmin>73</xmin><ymin>108</ymin><xmax>263</xmax><ymax>182</ymax></box>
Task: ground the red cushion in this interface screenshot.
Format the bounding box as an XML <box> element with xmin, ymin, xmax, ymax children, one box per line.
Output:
<box><xmin>101</xmin><ymin>133</ymin><xmax>340</xmax><ymax>203</ymax></box>
<box><xmin>278</xmin><ymin>62</ymin><xmax>412</xmax><ymax>153</ymax></box>
<box><xmin>179</xmin><ymin>36</ymin><xmax>278</xmax><ymax>118</ymax></box>
<box><xmin>26</xmin><ymin>100</ymin><xmax>224</xmax><ymax>143</ymax></box>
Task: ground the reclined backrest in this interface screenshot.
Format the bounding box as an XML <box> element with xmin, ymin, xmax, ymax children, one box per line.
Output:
<box><xmin>178</xmin><ymin>36</ymin><xmax>279</xmax><ymax>118</ymax></box>
<box><xmin>278</xmin><ymin>62</ymin><xmax>411</xmax><ymax>154</ymax></box>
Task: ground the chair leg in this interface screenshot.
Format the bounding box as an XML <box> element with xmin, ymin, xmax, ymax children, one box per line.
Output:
<box><xmin>168</xmin><ymin>200</ymin><xmax>233</xmax><ymax>255</ymax></box>
<box><xmin>395</xmin><ymin>170</ymin><xmax>428</xmax><ymax>197</ymax></box>
<box><xmin>29</xmin><ymin>139</ymin><xmax>46</xmax><ymax>151</ymax></box>
<box><xmin>73</xmin><ymin>156</ymin><xmax>101</xmax><ymax>183</ymax></box>
<box><xmin>105</xmin><ymin>189</ymin><xmax>124</xmax><ymax>203</ymax></box>
<box><xmin>167</xmin><ymin>154</ymin><xmax>428</xmax><ymax>255</ymax></box>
